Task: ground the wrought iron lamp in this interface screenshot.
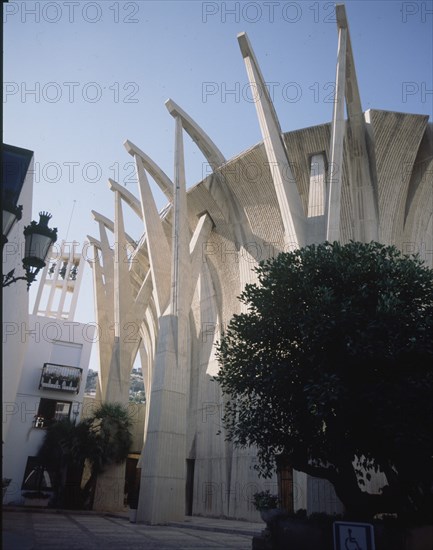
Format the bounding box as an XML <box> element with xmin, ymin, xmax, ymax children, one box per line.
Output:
<box><xmin>2</xmin><ymin>211</ymin><xmax>58</xmax><ymax>289</ymax></box>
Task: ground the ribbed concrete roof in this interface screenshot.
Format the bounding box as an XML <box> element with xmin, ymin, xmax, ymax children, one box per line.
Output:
<box><xmin>129</xmin><ymin>109</ymin><xmax>432</xmax><ymax>302</ymax></box>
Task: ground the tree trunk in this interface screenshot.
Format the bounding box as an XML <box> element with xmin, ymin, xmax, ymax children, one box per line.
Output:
<box><xmin>92</xmin><ymin>462</ymin><xmax>126</xmax><ymax>512</ymax></box>
<box><xmin>82</xmin><ymin>469</ymin><xmax>98</xmax><ymax>510</ymax></box>
<box><xmin>291</xmin><ymin>449</ymin><xmax>398</xmax><ymax>519</ymax></box>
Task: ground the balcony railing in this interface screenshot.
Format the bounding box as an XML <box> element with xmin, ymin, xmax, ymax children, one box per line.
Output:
<box><xmin>39</xmin><ymin>363</ymin><xmax>82</xmax><ymax>393</ymax></box>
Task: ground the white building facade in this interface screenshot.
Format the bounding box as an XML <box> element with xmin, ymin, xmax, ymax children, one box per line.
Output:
<box><xmin>2</xmin><ymin>145</ymin><xmax>34</xmax><ymax>442</ymax></box>
<box><xmin>3</xmin><ymin>243</ymin><xmax>94</xmax><ymax>505</ymax></box>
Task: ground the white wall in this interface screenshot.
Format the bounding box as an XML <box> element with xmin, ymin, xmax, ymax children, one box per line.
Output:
<box><xmin>2</xmin><ymin>315</ymin><xmax>94</xmax><ymax>505</ymax></box>
<box><xmin>2</xmin><ymin>156</ymin><xmax>34</xmax><ymax>440</ymax></box>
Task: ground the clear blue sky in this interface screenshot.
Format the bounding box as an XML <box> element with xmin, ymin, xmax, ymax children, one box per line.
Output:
<box><xmin>4</xmin><ymin>0</ymin><xmax>432</xmax><ymax>368</ymax></box>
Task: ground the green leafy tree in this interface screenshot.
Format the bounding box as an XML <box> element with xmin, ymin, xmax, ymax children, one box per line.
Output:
<box><xmin>216</xmin><ymin>242</ymin><xmax>433</xmax><ymax>520</ymax></box>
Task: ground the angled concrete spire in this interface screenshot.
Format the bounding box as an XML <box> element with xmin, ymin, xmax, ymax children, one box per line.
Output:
<box><xmin>86</xmin><ymin>238</ymin><xmax>111</xmax><ymax>398</ymax></box>
<box><xmin>86</xmin><ymin>235</ymin><xmax>101</xmax><ymax>249</ymax></box>
<box><xmin>111</xmin><ymin>191</ymin><xmax>135</xmax><ymax>396</ymax></box>
<box><xmin>92</xmin><ymin>209</ymin><xmax>137</xmax><ymax>249</ymax></box>
<box><xmin>238</xmin><ymin>31</ymin><xmax>306</xmax><ymax>249</ymax></box>
<box><xmin>89</xmin><ymin>205</ymin><xmax>143</xmax><ymax>404</ymax></box>
<box><xmin>170</xmin><ymin>115</ymin><xmax>190</xmax><ymax>319</ymax></box>
<box><xmin>134</xmin><ymin>154</ymin><xmax>171</xmax><ymax>317</ymax></box>
<box><xmin>186</xmin><ymin>212</ymin><xmax>214</xmax><ymax>308</ymax></box>
<box><xmin>326</xmin><ymin>4</ymin><xmax>379</xmax><ymax>242</ymax></box>
<box><xmin>108</xmin><ymin>178</ymin><xmax>142</xmax><ymax>219</ymax></box>
<box><xmin>165</xmin><ymin>99</ymin><xmax>226</xmax><ymax>171</ymax></box>
<box><xmin>92</xmin><ymin>191</ymin><xmax>144</xmax><ymax>512</ymax></box>
<box><xmin>337</xmin><ymin>4</ymin><xmax>378</xmax><ymax>242</ymax></box>
<box><xmin>89</xmin><ymin>215</ymin><xmax>116</xmax><ymax>399</ymax></box>
<box><xmin>125</xmin><ymin>139</ymin><xmax>174</xmax><ymax>201</ymax></box>
<box><xmin>326</xmin><ymin>17</ymin><xmax>347</xmax><ymax>242</ymax></box>
<box><xmin>105</xmin><ymin>192</ymin><xmax>142</xmax><ymax>397</ymax></box>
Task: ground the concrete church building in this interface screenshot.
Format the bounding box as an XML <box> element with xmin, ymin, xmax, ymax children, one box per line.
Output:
<box><xmin>87</xmin><ymin>5</ymin><xmax>432</xmax><ymax>523</ymax></box>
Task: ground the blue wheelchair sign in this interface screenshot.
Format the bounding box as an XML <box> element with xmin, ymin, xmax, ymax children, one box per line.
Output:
<box><xmin>333</xmin><ymin>521</ymin><xmax>375</xmax><ymax>550</ymax></box>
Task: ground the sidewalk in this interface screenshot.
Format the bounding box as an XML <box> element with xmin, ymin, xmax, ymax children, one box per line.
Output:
<box><xmin>169</xmin><ymin>515</ymin><xmax>263</xmax><ymax>536</ymax></box>
<box><xmin>2</xmin><ymin>507</ymin><xmax>263</xmax><ymax>549</ymax></box>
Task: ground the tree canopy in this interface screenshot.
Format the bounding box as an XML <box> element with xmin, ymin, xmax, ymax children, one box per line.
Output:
<box><xmin>216</xmin><ymin>241</ymin><xmax>433</xmax><ymax>520</ymax></box>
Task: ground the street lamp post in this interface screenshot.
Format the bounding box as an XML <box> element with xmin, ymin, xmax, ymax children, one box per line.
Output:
<box><xmin>2</xmin><ymin>211</ymin><xmax>58</xmax><ymax>289</ymax></box>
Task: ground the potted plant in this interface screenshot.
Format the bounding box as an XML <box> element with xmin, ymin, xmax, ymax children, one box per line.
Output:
<box><xmin>22</xmin><ymin>491</ymin><xmax>51</xmax><ymax>507</ymax></box>
<box><xmin>70</xmin><ymin>375</ymin><xmax>80</xmax><ymax>388</ymax></box>
<box><xmin>252</xmin><ymin>490</ymin><xmax>286</xmax><ymax>524</ymax></box>
<box><xmin>127</xmin><ymin>486</ymin><xmax>140</xmax><ymax>523</ymax></box>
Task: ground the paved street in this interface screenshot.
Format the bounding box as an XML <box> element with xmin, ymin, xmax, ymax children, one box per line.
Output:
<box><xmin>2</xmin><ymin>509</ymin><xmax>262</xmax><ymax>549</ymax></box>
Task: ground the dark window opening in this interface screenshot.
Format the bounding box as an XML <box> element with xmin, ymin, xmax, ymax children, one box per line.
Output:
<box><xmin>276</xmin><ymin>456</ymin><xmax>294</xmax><ymax>513</ymax></box>
<box><xmin>34</xmin><ymin>398</ymin><xmax>71</xmax><ymax>428</ymax></box>
<box><xmin>125</xmin><ymin>455</ymin><xmax>141</xmax><ymax>509</ymax></box>
<box><xmin>21</xmin><ymin>456</ymin><xmax>54</xmax><ymax>491</ymax></box>
<box><xmin>186</xmin><ymin>459</ymin><xmax>195</xmax><ymax>516</ymax></box>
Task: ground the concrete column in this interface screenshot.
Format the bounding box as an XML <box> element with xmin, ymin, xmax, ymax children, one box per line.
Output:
<box><xmin>137</xmin><ymin>117</ymin><xmax>190</xmax><ymax>524</ymax></box>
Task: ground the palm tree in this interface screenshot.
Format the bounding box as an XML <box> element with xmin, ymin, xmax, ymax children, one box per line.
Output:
<box><xmin>38</xmin><ymin>403</ymin><xmax>132</xmax><ymax>509</ymax></box>
<box><xmin>81</xmin><ymin>403</ymin><xmax>133</xmax><ymax>509</ymax></box>
<box><xmin>37</xmin><ymin>419</ymin><xmax>85</xmax><ymax>508</ymax></box>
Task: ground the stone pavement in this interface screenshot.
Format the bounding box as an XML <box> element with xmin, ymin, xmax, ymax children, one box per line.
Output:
<box><xmin>2</xmin><ymin>508</ymin><xmax>263</xmax><ymax>549</ymax></box>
